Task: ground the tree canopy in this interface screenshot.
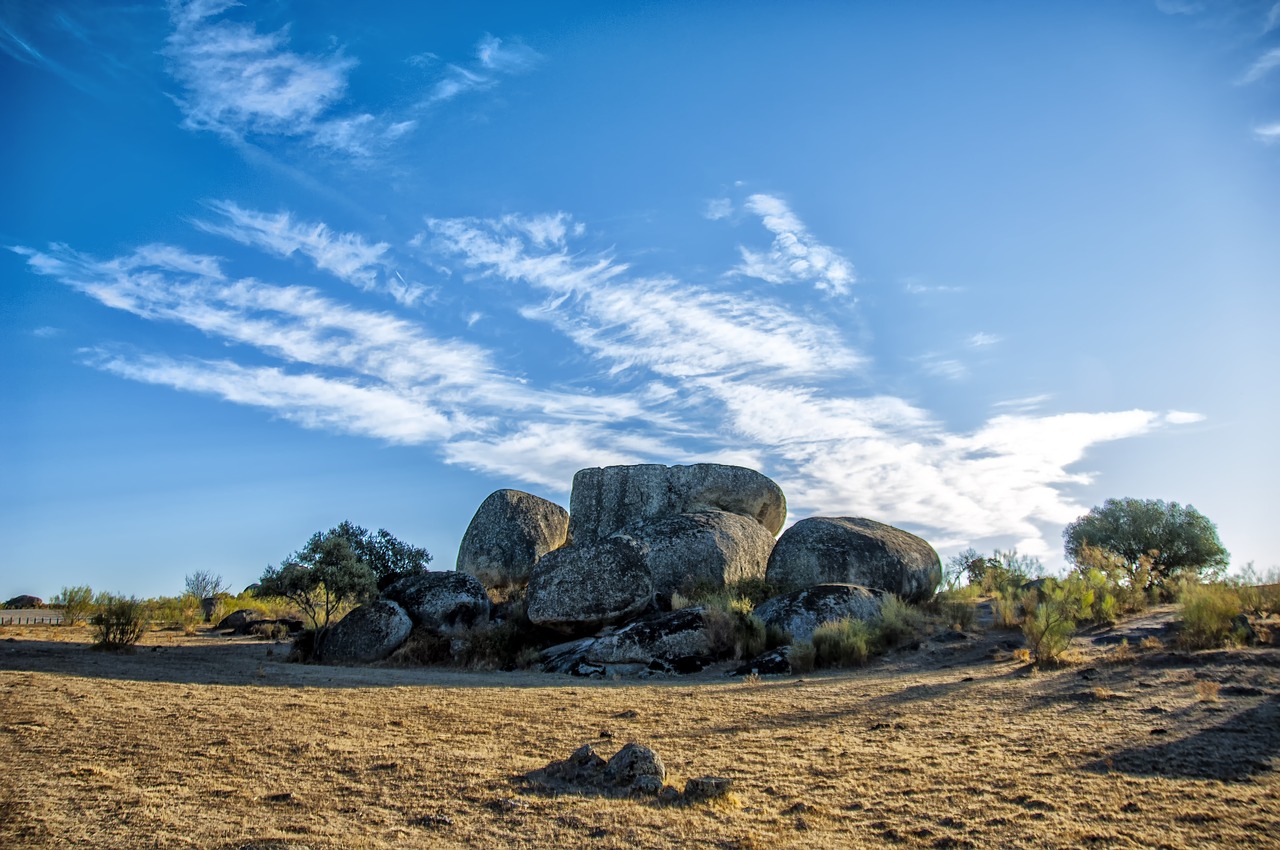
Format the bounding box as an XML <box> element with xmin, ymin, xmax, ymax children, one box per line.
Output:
<box><xmin>1063</xmin><ymin>498</ymin><xmax>1228</xmax><ymax>593</ymax></box>
<box><xmin>257</xmin><ymin>522</ymin><xmax>431</xmax><ymax>633</ymax></box>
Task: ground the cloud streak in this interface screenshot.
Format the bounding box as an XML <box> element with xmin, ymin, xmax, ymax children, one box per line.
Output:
<box><xmin>14</xmin><ymin>195</ymin><xmax>1200</xmax><ymax>562</ymax></box>
<box><xmin>734</xmin><ymin>194</ymin><xmax>857</xmax><ymax>296</ymax></box>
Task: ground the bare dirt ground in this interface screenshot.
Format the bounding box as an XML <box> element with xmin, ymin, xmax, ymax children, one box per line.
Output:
<box><xmin>1</xmin><ymin>615</ymin><xmax>1278</xmax><ymax>850</ymax></box>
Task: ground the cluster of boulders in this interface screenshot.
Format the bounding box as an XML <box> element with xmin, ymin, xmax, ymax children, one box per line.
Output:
<box><xmin>309</xmin><ymin>462</ymin><xmax>942</xmax><ymax>675</ymax></box>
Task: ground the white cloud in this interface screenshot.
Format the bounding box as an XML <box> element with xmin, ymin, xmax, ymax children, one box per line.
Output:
<box><xmin>1238</xmin><ymin>47</ymin><xmax>1280</xmax><ymax>85</ymax></box>
<box><xmin>16</xmin><ymin>193</ymin><xmax>1202</xmax><ymax>566</ymax></box>
<box><xmin>903</xmin><ymin>277</ymin><xmax>964</xmax><ymax>295</ymax></box>
<box><xmin>734</xmin><ymin>194</ymin><xmax>857</xmax><ymax>296</ymax></box>
<box><xmin>423</xmin><ymin>33</ymin><xmax>540</xmax><ymax>105</ymax></box>
<box><xmin>918</xmin><ymin>355</ymin><xmax>968</xmax><ymax>381</ymax></box>
<box><xmin>193</xmin><ymin>200</ymin><xmax>428</xmax><ymax>304</ymax></box>
<box><xmin>90</xmin><ymin>350</ymin><xmax>460</xmax><ymax>444</ymax></box>
<box><xmin>967</xmin><ymin>332</ymin><xmax>1001</xmax><ymax>347</ymax></box>
<box><xmin>32</xmin><ymin>326</ymin><xmax>61</xmax><ymax>338</ymax></box>
<box><xmin>993</xmin><ymin>394</ymin><xmax>1052</xmax><ymax>412</ymax></box>
<box><xmin>427</xmin><ymin>214</ymin><xmax>862</xmax><ymax>380</ymax></box>
<box><xmin>1254</xmin><ymin>122</ymin><xmax>1280</xmax><ymax>142</ymax></box>
<box><xmin>703</xmin><ymin>198</ymin><xmax>733</xmax><ymax>221</ymax></box>
<box><xmin>164</xmin><ymin>0</ymin><xmax>372</xmax><ymax>151</ymax></box>
<box><xmin>1267</xmin><ymin>3</ymin><xmax>1280</xmax><ymax>33</ymax></box>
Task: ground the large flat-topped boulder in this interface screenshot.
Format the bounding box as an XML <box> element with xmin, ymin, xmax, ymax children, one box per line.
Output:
<box><xmin>456</xmin><ymin>489</ymin><xmax>569</xmax><ymax>589</ymax></box>
<box><xmin>569</xmin><ymin>464</ymin><xmax>786</xmax><ymax>543</ymax></box>
<box><xmin>612</xmin><ymin>510</ymin><xmax>775</xmax><ymax>596</ymax></box>
<box><xmin>765</xmin><ymin>517</ymin><xmax>941</xmax><ymax>603</ymax></box>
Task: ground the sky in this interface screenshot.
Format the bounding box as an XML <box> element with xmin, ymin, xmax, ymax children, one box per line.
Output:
<box><xmin>3</xmin><ymin>0</ymin><xmax>1278</xmax><ymax>600</ymax></box>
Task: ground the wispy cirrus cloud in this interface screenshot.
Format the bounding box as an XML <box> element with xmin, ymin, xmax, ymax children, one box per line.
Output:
<box><xmin>1255</xmin><ymin>122</ymin><xmax>1280</xmax><ymax>142</ymax></box>
<box><xmin>1238</xmin><ymin>46</ymin><xmax>1280</xmax><ymax>85</ymax></box>
<box><xmin>193</xmin><ymin>200</ymin><xmax>428</xmax><ymax>305</ymax></box>
<box><xmin>734</xmin><ymin>194</ymin><xmax>857</xmax><ymax>296</ymax></box>
<box><xmin>164</xmin><ymin>0</ymin><xmax>396</xmax><ymax>155</ymax></box>
<box><xmin>163</xmin><ymin>3</ymin><xmax>537</xmax><ymax>158</ymax></box>
<box><xmin>967</xmin><ymin>331</ymin><xmax>1001</xmax><ymax>347</ymax></box>
<box><xmin>15</xmin><ymin>194</ymin><xmax>1203</xmax><ymax>562</ymax></box>
<box><xmin>419</xmin><ymin>33</ymin><xmax>541</xmax><ymax>106</ymax></box>
<box><xmin>426</xmin><ymin>213</ymin><xmax>862</xmax><ymax>380</ymax></box>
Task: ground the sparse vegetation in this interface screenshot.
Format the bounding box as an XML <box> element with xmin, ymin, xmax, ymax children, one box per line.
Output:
<box><xmin>1177</xmin><ymin>582</ymin><xmax>1244</xmax><ymax>650</ymax></box>
<box><xmin>702</xmin><ymin>596</ymin><xmax>766</xmax><ymax>661</ymax></box>
<box><xmin>90</xmin><ymin>595</ymin><xmax>147</xmax><ymax>649</ymax></box>
<box><xmin>184</xmin><ymin>569</ymin><xmax>229</xmax><ymax>601</ymax></box>
<box><xmin>50</xmin><ymin>585</ymin><xmax>94</xmax><ymax>625</ymax></box>
<box><xmin>876</xmin><ymin>594</ymin><xmax>924</xmax><ymax>648</ymax></box>
<box><xmin>811</xmin><ymin>617</ymin><xmax>873</xmax><ymax>667</ymax></box>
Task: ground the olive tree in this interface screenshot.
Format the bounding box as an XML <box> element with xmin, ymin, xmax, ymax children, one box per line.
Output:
<box><xmin>259</xmin><ymin>533</ymin><xmax>377</xmax><ymax>635</ymax></box>
<box><xmin>1063</xmin><ymin>498</ymin><xmax>1228</xmax><ymax>594</ymax></box>
<box><xmin>325</xmin><ymin>520</ymin><xmax>432</xmax><ymax>591</ymax></box>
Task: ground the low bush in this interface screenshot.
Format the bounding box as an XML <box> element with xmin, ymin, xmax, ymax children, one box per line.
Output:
<box><xmin>702</xmin><ymin>597</ymin><xmax>766</xmax><ymax>661</ymax></box>
<box><xmin>877</xmin><ymin>595</ymin><xmax>924</xmax><ymax>647</ymax></box>
<box><xmin>1022</xmin><ymin>585</ymin><xmax>1077</xmax><ymax>664</ymax></box>
<box><xmin>1178</xmin><ymin>583</ymin><xmax>1243</xmax><ymax>650</ymax></box>
<box><xmin>941</xmin><ymin>598</ymin><xmax>977</xmax><ymax>631</ymax></box>
<box><xmin>91</xmin><ymin>596</ymin><xmax>147</xmax><ymax>649</ymax></box>
<box><xmin>51</xmin><ymin>585</ymin><xmax>94</xmax><ymax>626</ymax></box>
<box><xmin>990</xmin><ymin>589</ymin><xmax>1022</xmax><ymax>630</ymax></box>
<box><xmin>812</xmin><ymin>617</ymin><xmax>872</xmax><ymax>668</ymax></box>
<box><xmin>788</xmin><ymin>640</ymin><xmax>816</xmax><ymax>674</ymax></box>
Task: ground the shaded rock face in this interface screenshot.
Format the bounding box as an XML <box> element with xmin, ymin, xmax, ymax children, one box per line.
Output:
<box><xmin>540</xmin><ymin>608</ymin><xmax>712</xmax><ymax>675</ymax></box>
<box><xmin>612</xmin><ymin>510</ymin><xmax>775</xmax><ymax>597</ymax></box>
<box><xmin>383</xmin><ymin>571</ymin><xmax>490</xmax><ymax>635</ymax></box>
<box><xmin>604</xmin><ymin>743</ymin><xmax>666</xmax><ymax>793</ymax></box>
<box><xmin>765</xmin><ymin>517</ymin><xmax>941</xmax><ymax>602</ymax></box>
<box><xmin>754</xmin><ymin>584</ymin><xmax>885</xmax><ymax>643</ymax></box>
<box><xmin>316</xmin><ymin>599</ymin><xmax>412</xmax><ymax>665</ymax></box>
<box><xmin>456</xmin><ymin>489</ymin><xmax>570</xmax><ymax>589</ymax></box>
<box><xmin>215</xmin><ymin>609</ymin><xmax>262</xmax><ymax>632</ymax></box>
<box><xmin>569</xmin><ymin>464</ymin><xmax>786</xmax><ymax>543</ymax></box>
<box><xmin>526</xmin><ymin>539</ymin><xmax>653</xmax><ymax>635</ymax></box>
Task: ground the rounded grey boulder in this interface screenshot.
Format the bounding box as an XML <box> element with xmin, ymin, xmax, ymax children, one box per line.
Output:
<box><xmin>526</xmin><ymin>539</ymin><xmax>653</xmax><ymax>635</ymax></box>
<box><xmin>383</xmin><ymin>571</ymin><xmax>491</xmax><ymax>635</ymax></box>
<box><xmin>604</xmin><ymin>742</ymin><xmax>666</xmax><ymax>791</ymax></box>
<box><xmin>611</xmin><ymin>510</ymin><xmax>775</xmax><ymax>597</ymax></box>
<box><xmin>316</xmin><ymin>599</ymin><xmax>412</xmax><ymax>665</ymax></box>
<box><xmin>765</xmin><ymin>517</ymin><xmax>941</xmax><ymax>603</ymax></box>
<box><xmin>457</xmin><ymin>489</ymin><xmax>570</xmax><ymax>589</ymax></box>
<box><xmin>568</xmin><ymin>463</ymin><xmax>786</xmax><ymax>543</ymax></box>
<box><xmin>754</xmin><ymin>583</ymin><xmax>885</xmax><ymax>643</ymax></box>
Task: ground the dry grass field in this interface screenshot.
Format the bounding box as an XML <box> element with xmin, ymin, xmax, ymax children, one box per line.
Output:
<box><xmin>1</xmin><ymin>618</ymin><xmax>1277</xmax><ymax>850</ymax></box>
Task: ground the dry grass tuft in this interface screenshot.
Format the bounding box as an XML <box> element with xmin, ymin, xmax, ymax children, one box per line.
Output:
<box><xmin>1194</xmin><ymin>680</ymin><xmax>1221</xmax><ymax>702</ymax></box>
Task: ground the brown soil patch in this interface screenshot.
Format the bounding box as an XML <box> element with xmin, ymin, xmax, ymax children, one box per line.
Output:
<box><xmin>1</xmin><ymin>621</ymin><xmax>1278</xmax><ymax>849</ymax></box>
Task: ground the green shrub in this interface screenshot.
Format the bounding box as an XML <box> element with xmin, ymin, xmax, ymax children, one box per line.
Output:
<box><xmin>877</xmin><ymin>595</ymin><xmax>924</xmax><ymax>647</ymax></box>
<box><xmin>91</xmin><ymin>595</ymin><xmax>147</xmax><ymax>649</ymax></box>
<box><xmin>1022</xmin><ymin>588</ymin><xmax>1076</xmax><ymax>664</ymax></box>
<box><xmin>937</xmin><ymin>585</ymin><xmax>979</xmax><ymax>630</ymax></box>
<box><xmin>811</xmin><ymin>617</ymin><xmax>872</xmax><ymax>668</ymax></box>
<box><xmin>1178</xmin><ymin>583</ymin><xmax>1243</xmax><ymax>650</ymax></box>
<box><xmin>764</xmin><ymin>622</ymin><xmax>793</xmax><ymax>651</ymax></box>
<box><xmin>702</xmin><ymin>597</ymin><xmax>767</xmax><ymax>661</ymax></box>
<box><xmin>51</xmin><ymin>585</ymin><xmax>94</xmax><ymax>626</ymax></box>
<box><xmin>788</xmin><ymin>640</ymin><xmax>816</xmax><ymax>674</ymax></box>
<box><xmin>990</xmin><ymin>588</ymin><xmax>1022</xmax><ymax>629</ymax></box>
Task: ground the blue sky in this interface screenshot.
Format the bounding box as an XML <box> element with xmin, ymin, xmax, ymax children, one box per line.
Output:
<box><xmin>3</xmin><ymin>1</ymin><xmax>1278</xmax><ymax>599</ymax></box>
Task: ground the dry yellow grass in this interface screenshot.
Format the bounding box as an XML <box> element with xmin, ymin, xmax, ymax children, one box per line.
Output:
<box><xmin>1</xmin><ymin>621</ymin><xmax>1278</xmax><ymax>849</ymax></box>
